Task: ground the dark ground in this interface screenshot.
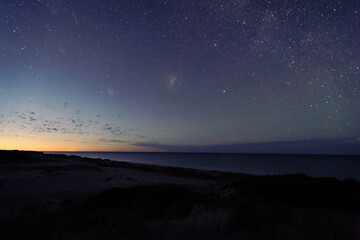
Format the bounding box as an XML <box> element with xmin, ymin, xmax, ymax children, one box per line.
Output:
<box><xmin>0</xmin><ymin>150</ymin><xmax>360</xmax><ymax>239</ymax></box>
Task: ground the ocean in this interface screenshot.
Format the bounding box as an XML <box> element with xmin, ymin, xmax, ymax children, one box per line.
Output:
<box><xmin>45</xmin><ymin>152</ymin><xmax>360</xmax><ymax>180</ymax></box>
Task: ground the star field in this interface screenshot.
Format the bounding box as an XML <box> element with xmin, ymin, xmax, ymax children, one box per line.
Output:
<box><xmin>0</xmin><ymin>0</ymin><xmax>359</xmax><ymax>152</ymax></box>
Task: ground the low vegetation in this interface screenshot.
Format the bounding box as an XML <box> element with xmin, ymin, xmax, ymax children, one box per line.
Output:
<box><xmin>1</xmin><ymin>180</ymin><xmax>359</xmax><ymax>240</ymax></box>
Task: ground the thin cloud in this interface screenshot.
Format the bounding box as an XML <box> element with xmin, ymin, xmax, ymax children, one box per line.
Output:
<box><xmin>98</xmin><ymin>138</ymin><xmax>127</xmax><ymax>143</ymax></box>
<box><xmin>133</xmin><ymin>138</ymin><xmax>360</xmax><ymax>155</ymax></box>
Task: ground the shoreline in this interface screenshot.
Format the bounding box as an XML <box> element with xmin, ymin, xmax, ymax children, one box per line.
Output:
<box><xmin>46</xmin><ymin>150</ymin><xmax>360</xmax><ymax>180</ymax></box>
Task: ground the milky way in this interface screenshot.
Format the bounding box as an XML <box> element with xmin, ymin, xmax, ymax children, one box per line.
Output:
<box><xmin>0</xmin><ymin>0</ymin><xmax>359</xmax><ymax>153</ymax></box>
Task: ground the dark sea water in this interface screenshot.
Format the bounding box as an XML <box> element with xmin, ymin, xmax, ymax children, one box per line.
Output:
<box><xmin>45</xmin><ymin>152</ymin><xmax>360</xmax><ymax>180</ymax></box>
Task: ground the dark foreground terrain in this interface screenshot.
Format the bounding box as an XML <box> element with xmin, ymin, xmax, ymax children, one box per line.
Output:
<box><xmin>0</xmin><ymin>150</ymin><xmax>359</xmax><ymax>239</ymax></box>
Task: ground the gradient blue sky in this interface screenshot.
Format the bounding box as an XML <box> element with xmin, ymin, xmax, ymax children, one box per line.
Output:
<box><xmin>0</xmin><ymin>0</ymin><xmax>359</xmax><ymax>153</ymax></box>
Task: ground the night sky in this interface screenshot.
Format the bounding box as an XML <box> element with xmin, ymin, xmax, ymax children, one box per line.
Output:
<box><xmin>0</xmin><ymin>0</ymin><xmax>359</xmax><ymax>153</ymax></box>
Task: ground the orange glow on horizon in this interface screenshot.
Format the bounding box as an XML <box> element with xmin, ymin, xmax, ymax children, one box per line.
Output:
<box><xmin>0</xmin><ymin>136</ymin><xmax>159</xmax><ymax>152</ymax></box>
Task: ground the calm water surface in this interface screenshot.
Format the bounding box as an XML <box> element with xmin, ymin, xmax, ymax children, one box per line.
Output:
<box><xmin>46</xmin><ymin>152</ymin><xmax>360</xmax><ymax>180</ymax></box>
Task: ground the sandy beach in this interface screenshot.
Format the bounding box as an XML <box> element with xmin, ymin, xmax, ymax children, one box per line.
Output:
<box><xmin>1</xmin><ymin>150</ymin><xmax>360</xmax><ymax>239</ymax></box>
<box><xmin>0</xmin><ymin>151</ymin><xmax>225</xmax><ymax>217</ymax></box>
